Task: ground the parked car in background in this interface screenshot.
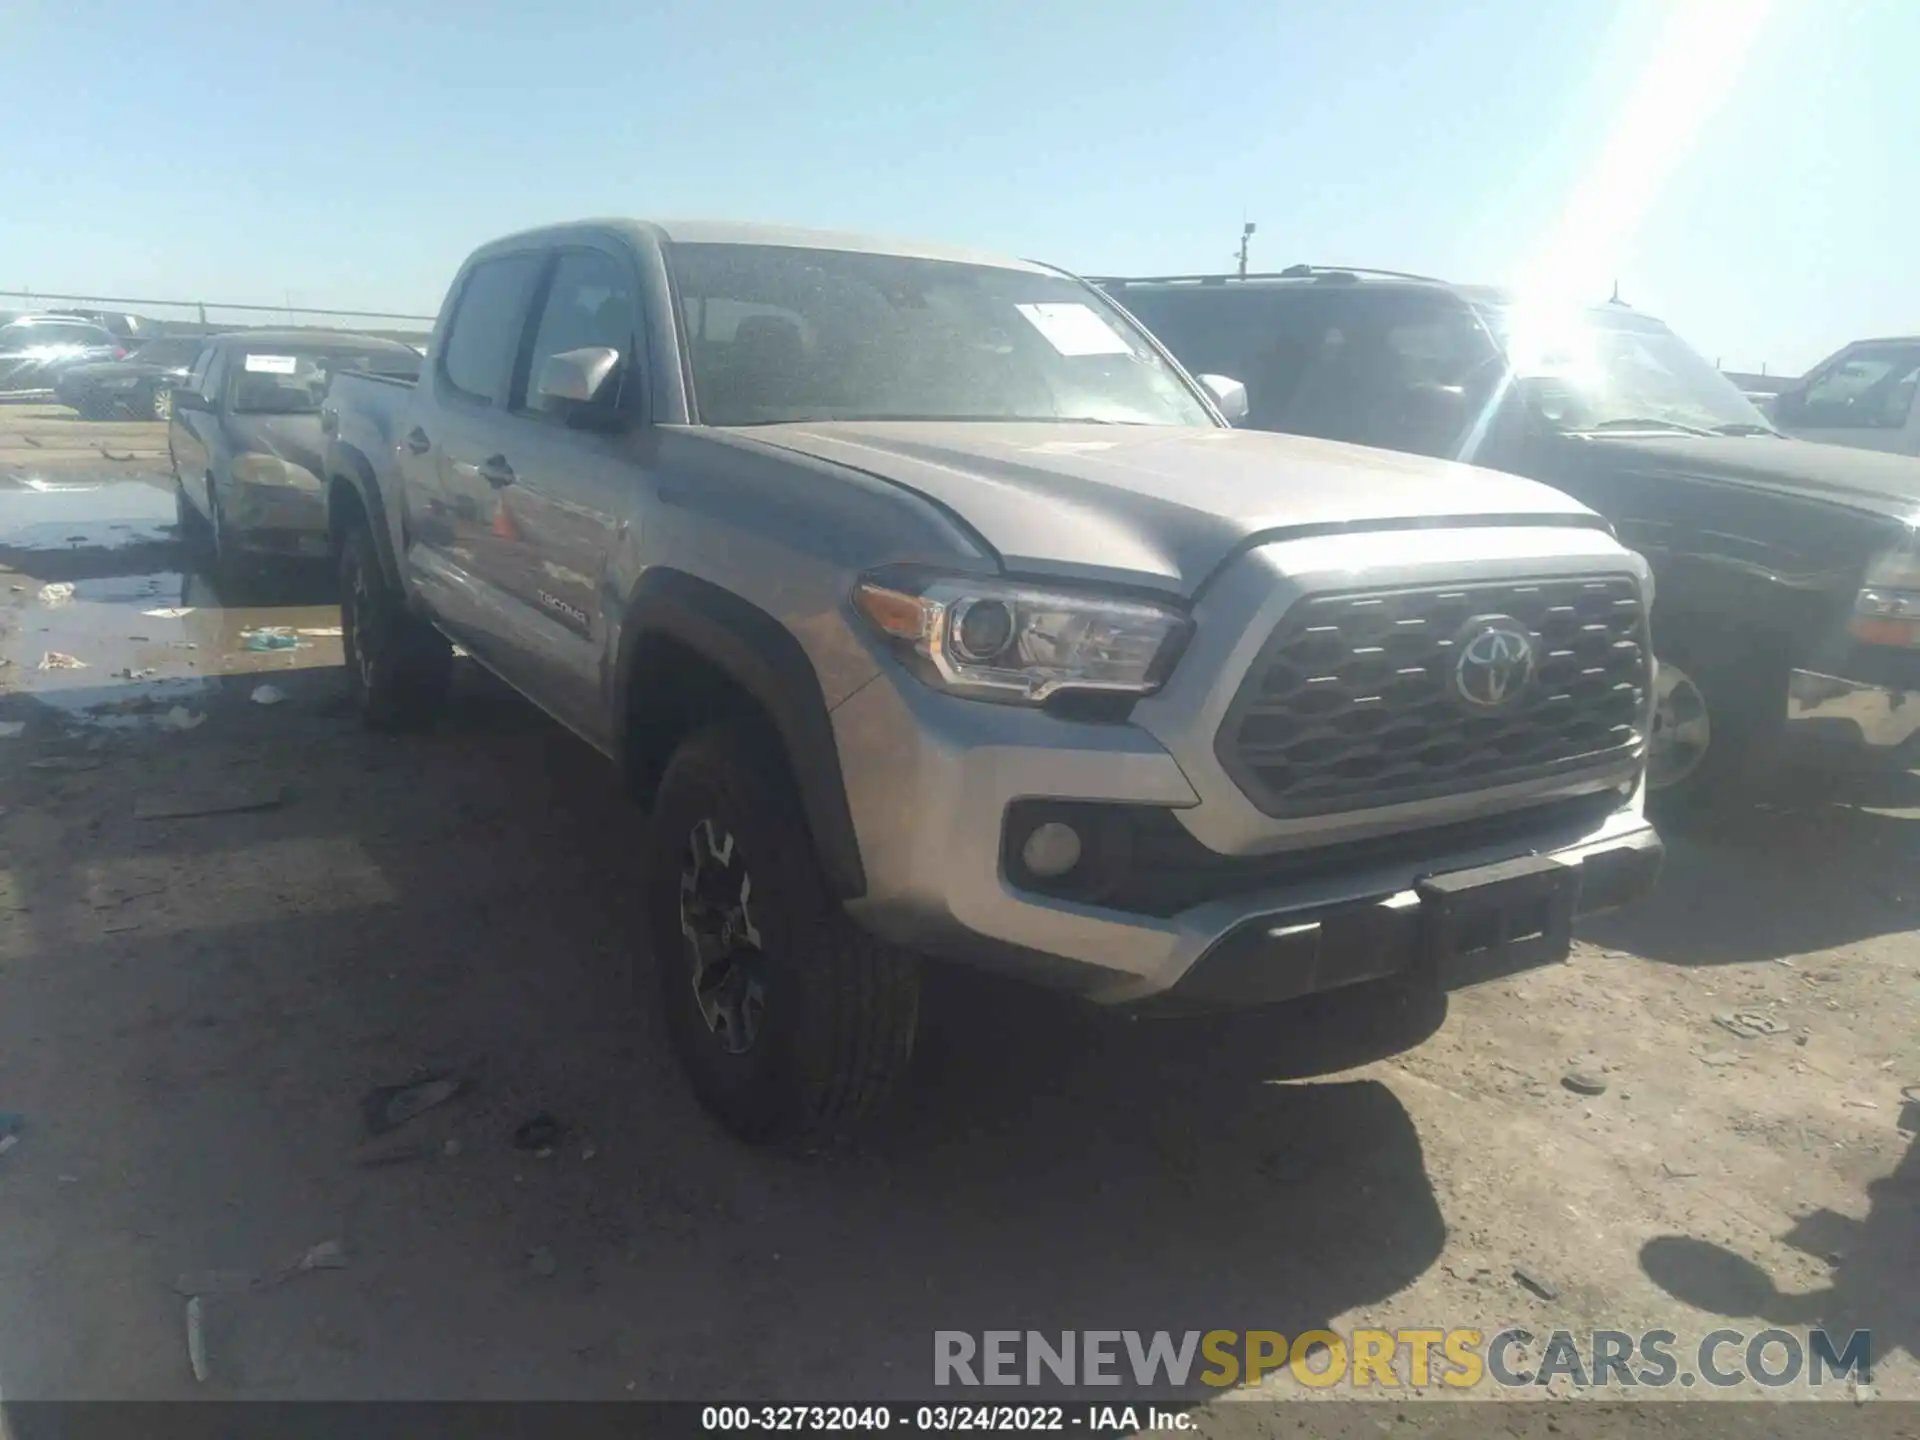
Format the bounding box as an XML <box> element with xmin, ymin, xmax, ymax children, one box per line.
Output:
<box><xmin>0</xmin><ymin>314</ymin><xmax>125</xmax><ymax>398</ymax></box>
<box><xmin>1771</xmin><ymin>335</ymin><xmax>1920</xmax><ymax>456</ymax></box>
<box><xmin>1099</xmin><ymin>268</ymin><xmax>1920</xmax><ymax>817</ymax></box>
<box><xmin>323</xmin><ymin>219</ymin><xmax>1662</xmax><ymax>1145</ymax></box>
<box><xmin>46</xmin><ymin>307</ymin><xmax>146</xmax><ymax>341</ymax></box>
<box><xmin>168</xmin><ymin>330</ymin><xmax>420</xmax><ymax>578</ymax></box>
<box><xmin>55</xmin><ymin>334</ymin><xmax>204</xmax><ymax>420</ymax></box>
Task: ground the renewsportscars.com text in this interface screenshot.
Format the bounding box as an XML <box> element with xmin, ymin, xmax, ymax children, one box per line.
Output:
<box><xmin>934</xmin><ymin>1328</ymin><xmax>1872</xmax><ymax>1391</ymax></box>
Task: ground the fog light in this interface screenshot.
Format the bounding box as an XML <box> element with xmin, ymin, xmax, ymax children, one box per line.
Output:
<box><xmin>1021</xmin><ymin>821</ymin><xmax>1082</xmax><ymax>878</ymax></box>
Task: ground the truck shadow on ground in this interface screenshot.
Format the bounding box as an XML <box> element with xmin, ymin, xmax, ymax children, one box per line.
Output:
<box><xmin>1579</xmin><ymin>787</ymin><xmax>1920</xmax><ymax>967</ymax></box>
<box><xmin>0</xmin><ymin>663</ymin><xmax>1446</xmax><ymax>1402</ymax></box>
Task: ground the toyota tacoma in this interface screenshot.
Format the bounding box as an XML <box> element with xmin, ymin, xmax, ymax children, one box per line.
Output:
<box><xmin>323</xmin><ymin>220</ymin><xmax>1663</xmax><ymax>1145</ymax></box>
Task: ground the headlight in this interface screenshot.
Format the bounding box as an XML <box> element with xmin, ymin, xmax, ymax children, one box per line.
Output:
<box><xmin>853</xmin><ymin>570</ymin><xmax>1192</xmax><ymax>705</ymax></box>
<box><xmin>231</xmin><ymin>453</ymin><xmax>298</xmax><ymax>487</ymax></box>
<box><xmin>1849</xmin><ymin>545</ymin><xmax>1920</xmax><ymax>648</ymax></box>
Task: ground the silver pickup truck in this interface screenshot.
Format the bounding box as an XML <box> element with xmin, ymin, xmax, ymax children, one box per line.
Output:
<box><xmin>322</xmin><ymin>219</ymin><xmax>1663</xmax><ymax>1146</ymax></box>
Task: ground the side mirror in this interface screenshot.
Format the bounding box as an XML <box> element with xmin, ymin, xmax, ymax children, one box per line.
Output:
<box><xmin>1197</xmin><ymin>373</ymin><xmax>1249</xmax><ymax>424</ymax></box>
<box><xmin>535</xmin><ymin>346</ymin><xmax>621</xmax><ymax>407</ymax></box>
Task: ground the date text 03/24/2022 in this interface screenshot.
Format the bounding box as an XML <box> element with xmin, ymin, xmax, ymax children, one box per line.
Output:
<box><xmin>702</xmin><ymin>1406</ymin><xmax>1190</xmax><ymax>1432</ymax></box>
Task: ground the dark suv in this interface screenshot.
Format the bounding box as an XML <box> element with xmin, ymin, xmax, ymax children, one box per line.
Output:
<box><xmin>1099</xmin><ymin>267</ymin><xmax>1920</xmax><ymax>817</ymax></box>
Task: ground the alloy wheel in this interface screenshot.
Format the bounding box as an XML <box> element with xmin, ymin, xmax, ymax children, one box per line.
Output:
<box><xmin>678</xmin><ymin>818</ymin><xmax>766</xmax><ymax>1056</ymax></box>
<box><xmin>1647</xmin><ymin>658</ymin><xmax>1712</xmax><ymax>791</ymax></box>
<box><xmin>344</xmin><ymin>549</ymin><xmax>379</xmax><ymax>693</ymax></box>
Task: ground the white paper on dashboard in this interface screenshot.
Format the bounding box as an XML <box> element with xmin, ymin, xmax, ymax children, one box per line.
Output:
<box><xmin>1013</xmin><ymin>303</ymin><xmax>1133</xmax><ymax>357</ymax></box>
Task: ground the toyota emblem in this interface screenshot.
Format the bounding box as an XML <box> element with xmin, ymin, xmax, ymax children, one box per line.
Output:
<box><xmin>1452</xmin><ymin>616</ymin><xmax>1538</xmax><ymax>710</ymax></box>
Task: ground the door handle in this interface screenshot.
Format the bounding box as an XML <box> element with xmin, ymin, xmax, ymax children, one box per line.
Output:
<box><xmin>479</xmin><ymin>455</ymin><xmax>516</xmax><ymax>488</ymax></box>
<box><xmin>404</xmin><ymin>427</ymin><xmax>432</xmax><ymax>455</ymax></box>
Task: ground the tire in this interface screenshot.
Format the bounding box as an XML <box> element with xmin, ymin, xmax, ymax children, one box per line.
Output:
<box><xmin>205</xmin><ymin>480</ymin><xmax>260</xmax><ymax>595</ymax></box>
<box><xmin>174</xmin><ymin>479</ymin><xmax>214</xmax><ymax>559</ymax></box>
<box><xmin>1646</xmin><ymin>621</ymin><xmax>1785</xmax><ymax>825</ymax></box>
<box><xmin>338</xmin><ymin>521</ymin><xmax>451</xmax><ymax>731</ymax></box>
<box><xmin>644</xmin><ymin>719</ymin><xmax>920</xmax><ymax>1148</ymax></box>
<box><xmin>148</xmin><ymin>384</ymin><xmax>173</xmax><ymax>422</ymax></box>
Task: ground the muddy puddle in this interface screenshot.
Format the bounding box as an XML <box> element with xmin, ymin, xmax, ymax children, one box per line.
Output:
<box><xmin>0</xmin><ymin>470</ymin><xmax>342</xmax><ymax>730</ymax></box>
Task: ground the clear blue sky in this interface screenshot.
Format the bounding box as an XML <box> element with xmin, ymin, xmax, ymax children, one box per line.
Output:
<box><xmin>2</xmin><ymin>0</ymin><xmax>1908</xmax><ymax>373</ymax></box>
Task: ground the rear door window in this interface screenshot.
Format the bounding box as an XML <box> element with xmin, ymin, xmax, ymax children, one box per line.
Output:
<box><xmin>440</xmin><ymin>253</ymin><xmax>543</xmax><ymax>404</ymax></box>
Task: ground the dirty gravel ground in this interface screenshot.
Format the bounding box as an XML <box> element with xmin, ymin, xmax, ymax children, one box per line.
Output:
<box><xmin>0</xmin><ymin>405</ymin><xmax>1915</xmax><ymax>1432</ymax></box>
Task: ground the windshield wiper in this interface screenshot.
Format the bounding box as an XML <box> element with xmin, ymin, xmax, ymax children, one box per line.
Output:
<box><xmin>1577</xmin><ymin>418</ymin><xmax>1717</xmax><ymax>438</ymax></box>
<box><xmin>1709</xmin><ymin>422</ymin><xmax>1779</xmax><ymax>437</ymax></box>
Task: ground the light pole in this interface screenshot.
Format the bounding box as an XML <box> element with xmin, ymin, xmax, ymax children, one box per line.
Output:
<box><xmin>1237</xmin><ymin>222</ymin><xmax>1257</xmax><ymax>279</ymax></box>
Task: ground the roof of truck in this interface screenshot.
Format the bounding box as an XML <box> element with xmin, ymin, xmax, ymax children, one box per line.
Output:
<box><xmin>1095</xmin><ymin>266</ymin><xmax>1460</xmax><ymax>290</ymax></box>
<box><xmin>478</xmin><ymin>218</ymin><xmax>1059</xmax><ymax>276</ymax></box>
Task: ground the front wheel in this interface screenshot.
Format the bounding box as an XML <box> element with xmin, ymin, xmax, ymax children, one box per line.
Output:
<box><xmin>147</xmin><ymin>384</ymin><xmax>174</xmax><ymax>422</ymax></box>
<box><xmin>644</xmin><ymin>720</ymin><xmax>920</xmax><ymax>1148</ymax></box>
<box><xmin>1646</xmin><ymin>627</ymin><xmax>1785</xmax><ymax>823</ymax></box>
<box><xmin>174</xmin><ymin>479</ymin><xmax>213</xmax><ymax>560</ymax></box>
<box><xmin>339</xmin><ymin>522</ymin><xmax>451</xmax><ymax>731</ymax></box>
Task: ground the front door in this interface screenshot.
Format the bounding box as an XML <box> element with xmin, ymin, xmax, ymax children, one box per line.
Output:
<box><xmin>169</xmin><ymin>346</ymin><xmax>227</xmax><ymax>522</ymax></box>
<box><xmin>1782</xmin><ymin>342</ymin><xmax>1920</xmax><ymax>455</ymax></box>
<box><xmin>473</xmin><ymin>245</ymin><xmax>649</xmax><ymax>744</ymax></box>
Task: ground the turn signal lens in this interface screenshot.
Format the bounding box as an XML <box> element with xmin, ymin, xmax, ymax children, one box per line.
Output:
<box><xmin>853</xmin><ymin>583</ymin><xmax>932</xmax><ymax>640</ymax></box>
<box><xmin>1849</xmin><ymin>587</ymin><xmax>1920</xmax><ymax>648</ymax></box>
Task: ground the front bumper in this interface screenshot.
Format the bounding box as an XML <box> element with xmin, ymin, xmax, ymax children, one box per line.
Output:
<box><xmin>834</xmin><ymin>664</ymin><xmax>1662</xmax><ymax>1008</ymax></box>
<box><xmin>1782</xmin><ymin>669</ymin><xmax>1920</xmax><ymax>772</ymax></box>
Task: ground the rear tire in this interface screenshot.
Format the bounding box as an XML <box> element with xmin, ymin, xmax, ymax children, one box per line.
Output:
<box><xmin>644</xmin><ymin>720</ymin><xmax>920</xmax><ymax>1148</ymax></box>
<box><xmin>339</xmin><ymin>521</ymin><xmax>451</xmax><ymax>731</ymax></box>
<box><xmin>147</xmin><ymin>384</ymin><xmax>174</xmax><ymax>422</ymax></box>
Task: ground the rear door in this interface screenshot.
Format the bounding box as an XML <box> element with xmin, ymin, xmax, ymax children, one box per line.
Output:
<box><xmin>1782</xmin><ymin>342</ymin><xmax>1920</xmax><ymax>455</ymax></box>
<box><xmin>402</xmin><ymin>251</ymin><xmax>545</xmax><ymax>661</ymax></box>
<box><xmin>477</xmin><ymin>242</ymin><xmax>649</xmax><ymax>742</ymax></box>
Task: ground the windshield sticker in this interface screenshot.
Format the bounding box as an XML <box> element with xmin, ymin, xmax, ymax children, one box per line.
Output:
<box><xmin>243</xmin><ymin>354</ymin><xmax>300</xmax><ymax>375</ymax></box>
<box><xmin>1014</xmin><ymin>303</ymin><xmax>1133</xmax><ymax>357</ymax></box>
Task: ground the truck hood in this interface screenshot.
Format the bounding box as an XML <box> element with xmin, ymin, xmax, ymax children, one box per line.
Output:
<box><xmin>1584</xmin><ymin>432</ymin><xmax>1920</xmax><ymax>523</ymax></box>
<box><xmin>226</xmin><ymin>412</ymin><xmax>327</xmax><ymax>482</ymax></box>
<box><xmin>733</xmin><ymin>421</ymin><xmax>1603</xmax><ymax>594</ymax></box>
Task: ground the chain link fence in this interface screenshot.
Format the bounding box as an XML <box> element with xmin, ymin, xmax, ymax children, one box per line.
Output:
<box><xmin>0</xmin><ymin>288</ymin><xmax>434</xmax><ymax>345</ymax></box>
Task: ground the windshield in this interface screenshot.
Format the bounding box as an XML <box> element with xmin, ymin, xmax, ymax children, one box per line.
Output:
<box><xmin>131</xmin><ymin>337</ymin><xmax>201</xmax><ymax>368</ymax></box>
<box><xmin>1115</xmin><ymin>285</ymin><xmax>1512</xmax><ymax>460</ymax></box>
<box><xmin>1481</xmin><ymin>303</ymin><xmax>1774</xmax><ymax>435</ymax></box>
<box><xmin>671</xmin><ymin>244</ymin><xmax>1215</xmax><ymax>428</ymax></box>
<box><xmin>229</xmin><ymin>346</ymin><xmax>420</xmax><ymax>413</ymax></box>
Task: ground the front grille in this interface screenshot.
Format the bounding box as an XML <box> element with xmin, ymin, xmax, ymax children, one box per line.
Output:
<box><xmin>1217</xmin><ymin>575</ymin><xmax>1649</xmax><ymax>817</ymax></box>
